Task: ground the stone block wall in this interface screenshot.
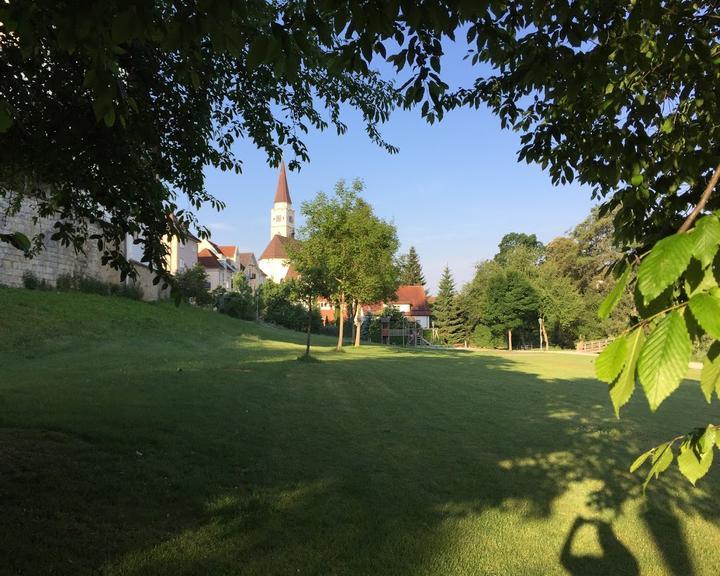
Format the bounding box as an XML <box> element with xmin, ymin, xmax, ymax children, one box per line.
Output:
<box><xmin>0</xmin><ymin>195</ymin><xmax>122</xmax><ymax>288</ymax></box>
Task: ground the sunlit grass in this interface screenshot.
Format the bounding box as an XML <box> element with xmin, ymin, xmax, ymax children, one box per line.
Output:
<box><xmin>1</xmin><ymin>287</ymin><xmax>718</xmax><ymax>575</ymax></box>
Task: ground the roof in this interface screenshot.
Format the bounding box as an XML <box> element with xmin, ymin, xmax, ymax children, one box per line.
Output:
<box><xmin>274</xmin><ymin>161</ymin><xmax>292</xmax><ymax>204</ymax></box>
<box><xmin>237</xmin><ymin>252</ymin><xmax>257</xmax><ymax>268</ymax></box>
<box><xmin>259</xmin><ymin>234</ymin><xmax>298</xmax><ymax>261</ymax></box>
<box><xmin>396</xmin><ymin>285</ymin><xmax>430</xmax><ymax>313</ymax></box>
<box><xmin>197</xmin><ymin>248</ymin><xmax>222</xmax><ymax>269</ymax></box>
<box><xmin>218</xmin><ymin>245</ymin><xmax>237</xmax><ymax>258</ymax></box>
<box><xmin>364</xmin><ymin>285</ymin><xmax>431</xmax><ymax>317</ymax></box>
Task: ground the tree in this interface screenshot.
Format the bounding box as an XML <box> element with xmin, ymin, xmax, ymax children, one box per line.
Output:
<box><xmin>291</xmin><ymin>180</ymin><xmax>398</xmax><ymax>351</ymax></box>
<box><xmin>481</xmin><ymin>271</ymin><xmax>539</xmax><ymax>351</ymax></box>
<box><xmin>398</xmin><ymin>246</ymin><xmax>426</xmax><ymax>287</ymax></box>
<box><xmin>285</xmin><ymin>245</ymin><xmax>332</xmax><ymax>358</ymax></box>
<box><xmin>0</xmin><ymin>1</ymin><xmax>399</xmax><ymax>282</ymax></box>
<box><xmin>495</xmin><ymin>233</ymin><xmax>544</xmax><ymax>268</ymax></box>
<box><xmin>174</xmin><ymin>264</ymin><xmax>211</xmax><ymax>305</ymax></box>
<box><xmin>433</xmin><ymin>266</ymin><xmax>464</xmax><ymax>346</ymax></box>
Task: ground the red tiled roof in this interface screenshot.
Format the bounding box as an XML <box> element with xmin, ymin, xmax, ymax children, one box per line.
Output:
<box><xmin>274</xmin><ymin>161</ymin><xmax>292</xmax><ymax>204</ymax></box>
<box><xmin>363</xmin><ymin>285</ymin><xmax>430</xmax><ymax>317</ymax></box>
<box><xmin>218</xmin><ymin>245</ymin><xmax>237</xmax><ymax>258</ymax></box>
<box><xmin>396</xmin><ymin>285</ymin><xmax>430</xmax><ymax>313</ymax></box>
<box><xmin>197</xmin><ymin>248</ymin><xmax>222</xmax><ymax>269</ymax></box>
<box><xmin>236</xmin><ymin>252</ymin><xmax>257</xmax><ymax>268</ymax></box>
<box><xmin>259</xmin><ymin>234</ymin><xmax>298</xmax><ymax>261</ymax></box>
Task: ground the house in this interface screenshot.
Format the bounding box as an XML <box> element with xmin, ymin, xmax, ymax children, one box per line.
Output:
<box><xmin>363</xmin><ymin>285</ymin><xmax>432</xmax><ymax>329</ymax></box>
<box><xmin>124</xmin><ymin>227</ymin><xmax>200</xmax><ymax>300</ymax></box>
<box><xmin>236</xmin><ymin>252</ymin><xmax>266</xmax><ymax>292</ymax></box>
<box><xmin>197</xmin><ymin>239</ymin><xmax>237</xmax><ymax>290</ymax></box>
<box><xmin>258</xmin><ymin>162</ymin><xmax>298</xmax><ymax>283</ymax></box>
<box><xmin>219</xmin><ymin>246</ymin><xmax>265</xmax><ymax>292</ymax></box>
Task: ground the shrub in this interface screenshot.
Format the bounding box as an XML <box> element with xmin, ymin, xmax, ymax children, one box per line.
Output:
<box><xmin>22</xmin><ymin>271</ymin><xmax>50</xmax><ymax>290</ymax></box>
<box><xmin>175</xmin><ymin>264</ymin><xmax>211</xmax><ymax>305</ymax></box>
<box><xmin>22</xmin><ymin>270</ymin><xmax>39</xmax><ymax>289</ymax></box>
<box><xmin>53</xmin><ymin>273</ymin><xmax>143</xmax><ymax>300</ymax></box>
<box><xmin>217</xmin><ymin>291</ymin><xmax>255</xmax><ymax>320</ymax></box>
<box><xmin>258</xmin><ymin>279</ymin><xmax>322</xmax><ymax>332</ymax></box>
<box><xmin>55</xmin><ymin>273</ymin><xmax>76</xmax><ymax>291</ymax></box>
<box><xmin>472</xmin><ymin>324</ymin><xmax>498</xmax><ymax>348</ymax></box>
<box><xmin>77</xmin><ymin>275</ymin><xmax>110</xmax><ymax>295</ymax></box>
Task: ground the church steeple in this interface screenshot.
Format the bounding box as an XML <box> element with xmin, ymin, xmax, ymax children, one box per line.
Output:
<box><xmin>270</xmin><ymin>161</ymin><xmax>295</xmax><ymax>239</ymax></box>
<box><xmin>274</xmin><ymin>161</ymin><xmax>292</xmax><ymax>204</ymax></box>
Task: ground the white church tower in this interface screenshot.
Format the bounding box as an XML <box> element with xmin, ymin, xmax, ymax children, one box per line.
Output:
<box><xmin>258</xmin><ymin>162</ymin><xmax>298</xmax><ymax>283</ymax></box>
<box><xmin>270</xmin><ymin>161</ymin><xmax>294</xmax><ymax>239</ymax></box>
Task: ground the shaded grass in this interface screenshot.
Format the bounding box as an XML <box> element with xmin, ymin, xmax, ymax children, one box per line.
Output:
<box><xmin>0</xmin><ymin>287</ymin><xmax>719</xmax><ymax>575</ymax></box>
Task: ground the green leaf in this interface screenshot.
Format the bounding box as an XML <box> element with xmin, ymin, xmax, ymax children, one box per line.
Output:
<box><xmin>630</xmin><ymin>448</ymin><xmax>653</xmax><ymax>473</ymax></box>
<box><xmin>609</xmin><ymin>327</ymin><xmax>645</xmax><ymax>417</ymax></box>
<box><xmin>699</xmin><ymin>426</ymin><xmax>716</xmax><ymax>454</ymax></box>
<box><xmin>688</xmin><ymin>293</ymin><xmax>720</xmax><ymax>338</ymax></box>
<box><xmin>661</xmin><ymin>117</ymin><xmax>673</xmax><ymax>133</ymax></box>
<box><xmin>630</xmin><ymin>173</ymin><xmax>644</xmax><ymax>186</ymax></box>
<box><xmin>684</xmin><ymin>258</ymin><xmax>717</xmax><ymax>297</ymax></box>
<box><xmin>643</xmin><ymin>442</ymin><xmax>674</xmax><ymax>489</ymax></box>
<box><xmin>0</xmin><ymin>100</ymin><xmax>13</xmax><ymax>132</ymax></box>
<box><xmin>692</xmin><ymin>215</ymin><xmax>720</xmax><ymax>267</ymax></box>
<box><xmin>637</xmin><ymin>232</ymin><xmax>694</xmax><ymax>303</ymax></box>
<box><xmin>700</xmin><ymin>341</ymin><xmax>720</xmax><ymax>402</ymax></box>
<box><xmin>103</xmin><ymin>107</ymin><xmax>116</xmax><ymax>127</ymax></box>
<box><xmin>677</xmin><ymin>438</ymin><xmax>713</xmax><ymax>486</ymax></box>
<box><xmin>0</xmin><ymin>231</ymin><xmax>31</xmax><ymax>253</ymax></box>
<box><xmin>599</xmin><ymin>266</ymin><xmax>631</xmax><ymax>319</ymax></box>
<box><xmin>596</xmin><ymin>335</ymin><xmax>627</xmax><ymax>383</ymax></box>
<box><xmin>638</xmin><ymin>310</ymin><xmax>692</xmax><ymax>411</ymax></box>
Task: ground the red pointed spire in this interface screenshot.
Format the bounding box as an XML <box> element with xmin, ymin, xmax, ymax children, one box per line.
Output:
<box><xmin>274</xmin><ymin>161</ymin><xmax>292</xmax><ymax>204</ymax></box>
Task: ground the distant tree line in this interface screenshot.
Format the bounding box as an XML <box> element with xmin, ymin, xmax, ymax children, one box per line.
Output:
<box><xmin>431</xmin><ymin>209</ymin><xmax>635</xmax><ymax>350</ymax></box>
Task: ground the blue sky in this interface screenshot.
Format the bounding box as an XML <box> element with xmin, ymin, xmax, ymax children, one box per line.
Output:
<box><xmin>195</xmin><ymin>42</ymin><xmax>597</xmax><ymax>294</ymax></box>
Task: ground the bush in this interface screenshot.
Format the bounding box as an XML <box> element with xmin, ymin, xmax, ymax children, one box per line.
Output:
<box><xmin>55</xmin><ymin>273</ymin><xmax>75</xmax><ymax>291</ymax></box>
<box><xmin>77</xmin><ymin>275</ymin><xmax>110</xmax><ymax>295</ymax></box>
<box><xmin>175</xmin><ymin>264</ymin><xmax>212</xmax><ymax>305</ymax></box>
<box><xmin>472</xmin><ymin>324</ymin><xmax>495</xmax><ymax>348</ymax></box>
<box><xmin>217</xmin><ymin>291</ymin><xmax>255</xmax><ymax>320</ymax></box>
<box><xmin>22</xmin><ymin>271</ymin><xmax>50</xmax><ymax>290</ymax></box>
<box><xmin>53</xmin><ymin>273</ymin><xmax>143</xmax><ymax>300</ymax></box>
<box><xmin>258</xmin><ymin>279</ymin><xmax>322</xmax><ymax>333</ymax></box>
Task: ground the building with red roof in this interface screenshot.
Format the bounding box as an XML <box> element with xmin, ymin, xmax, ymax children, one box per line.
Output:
<box><xmin>363</xmin><ymin>285</ymin><xmax>432</xmax><ymax>328</ymax></box>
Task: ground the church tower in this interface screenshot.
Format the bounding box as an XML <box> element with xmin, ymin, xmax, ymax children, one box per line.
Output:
<box><xmin>270</xmin><ymin>161</ymin><xmax>295</xmax><ymax>239</ymax></box>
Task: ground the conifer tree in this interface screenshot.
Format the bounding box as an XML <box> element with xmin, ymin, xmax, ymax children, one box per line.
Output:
<box><xmin>432</xmin><ymin>266</ymin><xmax>464</xmax><ymax>345</ymax></box>
<box><xmin>398</xmin><ymin>246</ymin><xmax>426</xmax><ymax>287</ymax></box>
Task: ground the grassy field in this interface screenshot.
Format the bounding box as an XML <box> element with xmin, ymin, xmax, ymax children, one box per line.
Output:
<box><xmin>1</xmin><ymin>287</ymin><xmax>719</xmax><ymax>576</ymax></box>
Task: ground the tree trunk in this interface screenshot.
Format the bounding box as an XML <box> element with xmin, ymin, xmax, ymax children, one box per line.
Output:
<box><xmin>541</xmin><ymin>319</ymin><xmax>550</xmax><ymax>351</ymax></box>
<box><xmin>336</xmin><ymin>293</ymin><xmax>345</xmax><ymax>351</ymax></box>
<box><xmin>305</xmin><ymin>295</ymin><xmax>313</xmax><ymax>358</ymax></box>
<box><xmin>508</xmin><ymin>329</ymin><xmax>513</xmax><ymax>351</ymax></box>
<box><xmin>354</xmin><ymin>301</ymin><xmax>362</xmax><ymax>347</ymax></box>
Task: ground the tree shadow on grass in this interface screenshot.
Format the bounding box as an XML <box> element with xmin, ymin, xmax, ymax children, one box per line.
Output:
<box><xmin>1</xmin><ymin>352</ymin><xmax>718</xmax><ymax>575</ymax></box>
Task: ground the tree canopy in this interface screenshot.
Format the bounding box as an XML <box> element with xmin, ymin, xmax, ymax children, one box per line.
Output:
<box><xmin>289</xmin><ymin>179</ymin><xmax>399</xmax><ymax>349</ymax></box>
<box><xmin>398</xmin><ymin>246</ymin><xmax>426</xmax><ymax>287</ymax></box>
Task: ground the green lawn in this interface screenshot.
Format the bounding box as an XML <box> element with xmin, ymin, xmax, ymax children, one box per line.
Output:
<box><xmin>1</xmin><ymin>287</ymin><xmax>719</xmax><ymax>576</ymax></box>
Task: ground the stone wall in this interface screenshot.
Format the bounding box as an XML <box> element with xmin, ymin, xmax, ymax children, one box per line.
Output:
<box><xmin>0</xmin><ymin>195</ymin><xmax>122</xmax><ymax>288</ymax></box>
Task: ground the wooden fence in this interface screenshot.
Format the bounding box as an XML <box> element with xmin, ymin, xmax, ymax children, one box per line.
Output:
<box><xmin>576</xmin><ymin>338</ymin><xmax>614</xmax><ymax>353</ymax></box>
